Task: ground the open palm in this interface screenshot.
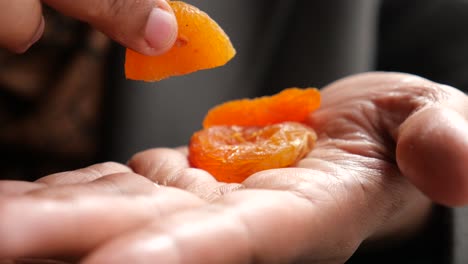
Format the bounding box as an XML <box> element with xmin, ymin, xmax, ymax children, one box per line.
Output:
<box><xmin>1</xmin><ymin>72</ymin><xmax>467</xmax><ymax>263</ymax></box>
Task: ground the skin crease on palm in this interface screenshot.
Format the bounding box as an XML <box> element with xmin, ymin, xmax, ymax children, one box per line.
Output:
<box><xmin>0</xmin><ymin>72</ymin><xmax>468</xmax><ymax>264</ymax></box>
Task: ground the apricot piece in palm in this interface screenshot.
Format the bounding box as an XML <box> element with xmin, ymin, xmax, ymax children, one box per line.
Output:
<box><xmin>202</xmin><ymin>88</ymin><xmax>321</xmax><ymax>128</ymax></box>
<box><xmin>125</xmin><ymin>1</ymin><xmax>236</xmax><ymax>81</ymax></box>
<box><xmin>189</xmin><ymin>122</ymin><xmax>317</xmax><ymax>183</ymax></box>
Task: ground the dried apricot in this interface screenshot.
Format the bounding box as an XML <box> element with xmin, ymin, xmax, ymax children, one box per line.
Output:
<box><xmin>189</xmin><ymin>122</ymin><xmax>317</xmax><ymax>183</ymax></box>
<box><xmin>202</xmin><ymin>88</ymin><xmax>321</xmax><ymax>128</ymax></box>
<box><xmin>189</xmin><ymin>87</ymin><xmax>321</xmax><ymax>183</ymax></box>
<box><xmin>125</xmin><ymin>1</ymin><xmax>236</xmax><ymax>81</ymax></box>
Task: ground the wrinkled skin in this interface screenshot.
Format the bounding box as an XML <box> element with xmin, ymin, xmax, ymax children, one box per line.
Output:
<box><xmin>1</xmin><ymin>72</ymin><xmax>467</xmax><ymax>264</ymax></box>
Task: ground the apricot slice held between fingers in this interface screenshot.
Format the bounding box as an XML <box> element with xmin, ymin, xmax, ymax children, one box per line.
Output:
<box><xmin>189</xmin><ymin>122</ymin><xmax>317</xmax><ymax>183</ymax></box>
<box><xmin>125</xmin><ymin>1</ymin><xmax>236</xmax><ymax>81</ymax></box>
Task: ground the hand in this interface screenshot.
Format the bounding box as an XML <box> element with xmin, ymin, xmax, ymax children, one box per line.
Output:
<box><xmin>0</xmin><ymin>0</ymin><xmax>177</xmax><ymax>54</ymax></box>
<box><xmin>94</xmin><ymin>72</ymin><xmax>467</xmax><ymax>263</ymax></box>
<box><xmin>0</xmin><ymin>162</ymin><xmax>205</xmax><ymax>262</ymax></box>
<box><xmin>1</xmin><ymin>72</ymin><xmax>467</xmax><ymax>263</ymax></box>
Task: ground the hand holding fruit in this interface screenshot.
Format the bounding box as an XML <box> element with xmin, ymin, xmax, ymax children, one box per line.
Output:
<box><xmin>0</xmin><ymin>0</ymin><xmax>177</xmax><ymax>55</ymax></box>
<box><xmin>2</xmin><ymin>72</ymin><xmax>468</xmax><ymax>263</ymax></box>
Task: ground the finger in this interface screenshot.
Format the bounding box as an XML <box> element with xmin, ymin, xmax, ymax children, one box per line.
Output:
<box><xmin>174</xmin><ymin>146</ymin><xmax>189</xmax><ymax>155</ymax></box>
<box><xmin>27</xmin><ymin>173</ymin><xmax>159</xmax><ymax>198</ymax></box>
<box><xmin>0</xmin><ymin>0</ymin><xmax>44</xmax><ymax>53</ymax></box>
<box><xmin>129</xmin><ymin>148</ymin><xmax>243</xmax><ymax>201</ymax></box>
<box><xmin>128</xmin><ymin>148</ymin><xmax>191</xmax><ymax>185</ymax></box>
<box><xmin>312</xmin><ymin>72</ymin><xmax>468</xmax><ymax>206</ymax></box>
<box><xmin>0</xmin><ymin>188</ymin><xmax>205</xmax><ymax>259</ymax></box>
<box><xmin>0</xmin><ymin>258</ymin><xmax>69</xmax><ymax>264</ymax></box>
<box><xmin>397</xmin><ymin>103</ymin><xmax>468</xmax><ymax>206</ymax></box>
<box><xmin>43</xmin><ymin>0</ymin><xmax>177</xmax><ymax>55</ymax></box>
<box><xmin>0</xmin><ymin>181</ymin><xmax>46</xmax><ymax>196</ymax></box>
<box><xmin>82</xmin><ymin>190</ymin><xmax>361</xmax><ymax>264</ymax></box>
<box><xmin>36</xmin><ymin>162</ymin><xmax>132</xmax><ymax>185</ymax></box>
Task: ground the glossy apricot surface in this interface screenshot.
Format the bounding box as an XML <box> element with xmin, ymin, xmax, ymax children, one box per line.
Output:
<box><xmin>125</xmin><ymin>1</ymin><xmax>236</xmax><ymax>81</ymax></box>
<box><xmin>189</xmin><ymin>122</ymin><xmax>317</xmax><ymax>183</ymax></box>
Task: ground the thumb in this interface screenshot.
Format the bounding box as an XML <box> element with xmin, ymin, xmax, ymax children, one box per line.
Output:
<box><xmin>397</xmin><ymin>86</ymin><xmax>468</xmax><ymax>206</ymax></box>
<box><xmin>43</xmin><ymin>0</ymin><xmax>178</xmax><ymax>55</ymax></box>
<box><xmin>0</xmin><ymin>0</ymin><xmax>44</xmax><ymax>53</ymax></box>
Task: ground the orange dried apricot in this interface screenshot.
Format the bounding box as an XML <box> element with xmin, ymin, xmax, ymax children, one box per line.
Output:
<box><xmin>202</xmin><ymin>88</ymin><xmax>321</xmax><ymax>128</ymax></box>
<box><xmin>189</xmin><ymin>122</ymin><xmax>317</xmax><ymax>183</ymax></box>
<box><xmin>189</xmin><ymin>88</ymin><xmax>321</xmax><ymax>183</ymax></box>
<box><xmin>125</xmin><ymin>1</ymin><xmax>236</xmax><ymax>81</ymax></box>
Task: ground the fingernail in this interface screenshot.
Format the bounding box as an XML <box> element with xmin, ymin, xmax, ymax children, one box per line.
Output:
<box><xmin>144</xmin><ymin>7</ymin><xmax>177</xmax><ymax>55</ymax></box>
<box><xmin>31</xmin><ymin>16</ymin><xmax>45</xmax><ymax>45</ymax></box>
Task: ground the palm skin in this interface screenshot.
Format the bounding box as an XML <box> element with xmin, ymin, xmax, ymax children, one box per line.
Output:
<box><xmin>1</xmin><ymin>72</ymin><xmax>467</xmax><ymax>264</ymax></box>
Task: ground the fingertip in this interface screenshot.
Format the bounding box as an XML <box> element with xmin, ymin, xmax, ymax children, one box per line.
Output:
<box><xmin>142</xmin><ymin>5</ymin><xmax>177</xmax><ymax>56</ymax></box>
<box><xmin>13</xmin><ymin>15</ymin><xmax>45</xmax><ymax>53</ymax></box>
<box><xmin>0</xmin><ymin>0</ymin><xmax>44</xmax><ymax>54</ymax></box>
<box><xmin>397</xmin><ymin>106</ymin><xmax>468</xmax><ymax>206</ymax></box>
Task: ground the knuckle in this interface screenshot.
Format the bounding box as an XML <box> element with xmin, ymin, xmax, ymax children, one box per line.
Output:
<box><xmin>106</xmin><ymin>0</ymin><xmax>127</xmax><ymax>18</ymax></box>
<box><xmin>410</xmin><ymin>83</ymin><xmax>450</xmax><ymax>104</ymax></box>
<box><xmin>90</xmin><ymin>0</ymin><xmax>131</xmax><ymax>22</ymax></box>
